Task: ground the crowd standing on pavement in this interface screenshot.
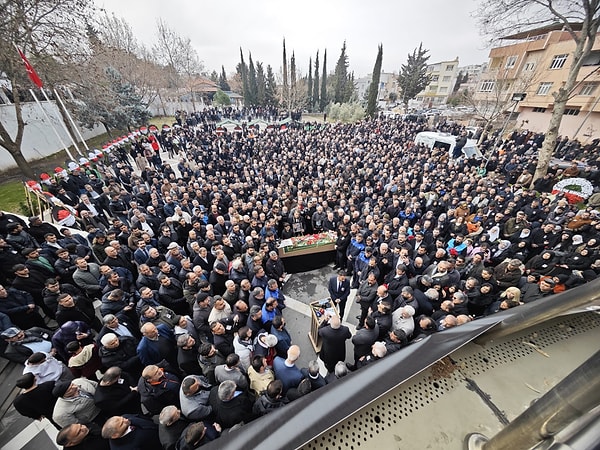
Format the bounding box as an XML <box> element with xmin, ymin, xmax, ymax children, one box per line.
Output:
<box><xmin>1</xmin><ymin>106</ymin><xmax>600</xmax><ymax>448</ymax></box>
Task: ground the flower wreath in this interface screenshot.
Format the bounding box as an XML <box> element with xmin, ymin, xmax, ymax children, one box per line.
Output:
<box><xmin>552</xmin><ymin>177</ymin><xmax>594</xmax><ymax>204</ymax></box>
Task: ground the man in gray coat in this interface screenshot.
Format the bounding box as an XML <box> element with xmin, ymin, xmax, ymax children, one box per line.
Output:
<box><xmin>179</xmin><ymin>375</ymin><xmax>213</xmax><ymax>420</ymax></box>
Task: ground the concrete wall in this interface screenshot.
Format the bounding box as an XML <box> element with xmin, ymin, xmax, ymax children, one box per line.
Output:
<box><xmin>147</xmin><ymin>98</ymin><xmax>209</xmax><ymax>118</ymax></box>
<box><xmin>0</xmin><ymin>100</ymin><xmax>104</xmax><ymax>171</ymax></box>
<box><xmin>518</xmin><ymin>107</ymin><xmax>600</xmax><ymax>141</ymax></box>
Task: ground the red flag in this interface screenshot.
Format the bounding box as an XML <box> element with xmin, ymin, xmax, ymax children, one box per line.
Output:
<box><xmin>16</xmin><ymin>47</ymin><xmax>44</xmax><ymax>89</ymax></box>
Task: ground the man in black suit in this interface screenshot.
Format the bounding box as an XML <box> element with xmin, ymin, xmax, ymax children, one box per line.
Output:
<box><xmin>55</xmin><ymin>422</ymin><xmax>109</xmax><ymax>450</ymax></box>
<box><xmin>13</xmin><ymin>372</ymin><xmax>60</xmax><ymax>429</ymax></box>
<box><xmin>102</xmin><ymin>414</ymin><xmax>162</xmax><ymax>450</ymax></box>
<box><xmin>327</xmin><ymin>269</ymin><xmax>351</xmax><ymax>319</ymax></box>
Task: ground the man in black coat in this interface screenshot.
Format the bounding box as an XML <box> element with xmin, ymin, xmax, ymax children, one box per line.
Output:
<box><xmin>55</xmin><ymin>292</ymin><xmax>102</xmax><ymax>332</ymax></box>
<box><xmin>137</xmin><ymin>364</ymin><xmax>181</xmax><ymax>415</ymax></box>
<box><xmin>96</xmin><ymin>312</ymin><xmax>140</xmax><ymax>344</ymax></box>
<box><xmin>28</xmin><ymin>216</ymin><xmax>62</xmax><ymax>244</ymax></box>
<box><xmin>318</xmin><ymin>314</ymin><xmax>351</xmax><ymax>373</ymax></box>
<box><xmin>0</xmin><ymin>210</ymin><xmax>27</xmax><ymax>236</ymax></box>
<box><xmin>56</xmin><ymin>422</ymin><xmax>109</xmax><ymax>450</ymax></box>
<box><xmin>99</xmin><ymin>333</ymin><xmax>142</xmax><ymax>379</ymax></box>
<box><xmin>350</xmin><ymin>316</ymin><xmax>379</xmax><ymax>369</ymax></box>
<box><xmin>334</xmin><ymin>226</ymin><xmax>351</xmax><ymax>270</ymax></box>
<box><xmin>208</xmin><ymin>379</ymin><xmax>255</xmax><ymax>429</ymax></box>
<box><xmin>0</xmin><ymin>236</ymin><xmax>26</xmax><ymax>285</ymax></box>
<box><xmin>13</xmin><ymin>372</ymin><xmax>60</xmax><ymax>429</ymax></box>
<box><xmin>0</xmin><ymin>283</ymin><xmax>45</xmax><ymax>330</ymax></box>
<box><xmin>158</xmin><ymin>405</ymin><xmax>191</xmax><ymax>450</ymax></box>
<box><xmin>101</xmin><ymin>414</ymin><xmax>162</xmax><ymax>450</ymax></box>
<box><xmin>94</xmin><ymin>366</ymin><xmax>141</xmax><ymax>417</ymax></box>
<box><xmin>1</xmin><ymin>326</ymin><xmax>53</xmax><ymax>363</ymax></box>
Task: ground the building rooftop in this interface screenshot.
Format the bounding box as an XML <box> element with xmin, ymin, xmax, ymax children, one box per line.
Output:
<box><xmin>501</xmin><ymin>22</ymin><xmax>583</xmax><ymax>40</ymax></box>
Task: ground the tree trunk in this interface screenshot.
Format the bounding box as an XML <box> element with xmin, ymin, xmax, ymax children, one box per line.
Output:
<box><xmin>190</xmin><ymin>90</ymin><xmax>197</xmax><ymax>113</ymax></box>
<box><xmin>102</xmin><ymin>121</ymin><xmax>112</xmax><ymax>138</ymax></box>
<box><xmin>0</xmin><ymin>85</ymin><xmax>34</xmax><ymax>178</ymax></box>
<box><xmin>6</xmin><ymin>146</ymin><xmax>35</xmax><ymax>179</ymax></box>
<box><xmin>534</xmin><ymin>92</ymin><xmax>568</xmax><ymax>182</ymax></box>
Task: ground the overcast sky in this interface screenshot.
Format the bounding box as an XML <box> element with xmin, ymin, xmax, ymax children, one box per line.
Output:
<box><xmin>98</xmin><ymin>0</ymin><xmax>491</xmax><ymax>79</ymax></box>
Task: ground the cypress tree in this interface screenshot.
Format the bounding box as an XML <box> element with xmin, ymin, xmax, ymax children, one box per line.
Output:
<box><xmin>320</xmin><ymin>49</ymin><xmax>327</xmax><ymax>112</ymax></box>
<box><xmin>307</xmin><ymin>57</ymin><xmax>313</xmax><ymax>110</ymax></box>
<box><xmin>282</xmin><ymin>38</ymin><xmax>288</xmax><ymax>108</ymax></box>
<box><xmin>313</xmin><ymin>51</ymin><xmax>320</xmax><ymax>111</ymax></box>
<box><xmin>333</xmin><ymin>41</ymin><xmax>349</xmax><ymax>103</ymax></box>
<box><xmin>239</xmin><ymin>48</ymin><xmax>250</xmax><ymax>104</ymax></box>
<box><xmin>256</xmin><ymin>61</ymin><xmax>266</xmax><ymax>106</ymax></box>
<box><xmin>265</xmin><ymin>65</ymin><xmax>278</xmax><ymax>107</ymax></box>
<box><xmin>290</xmin><ymin>51</ymin><xmax>296</xmax><ymax>109</ymax></box>
<box><xmin>366</xmin><ymin>44</ymin><xmax>383</xmax><ymax>117</ymax></box>
<box><xmin>219</xmin><ymin>65</ymin><xmax>230</xmax><ymax>91</ymax></box>
<box><xmin>248</xmin><ymin>53</ymin><xmax>258</xmax><ymax>105</ymax></box>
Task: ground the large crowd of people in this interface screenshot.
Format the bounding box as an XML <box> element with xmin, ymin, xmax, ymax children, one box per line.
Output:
<box><xmin>1</xmin><ymin>108</ymin><xmax>599</xmax><ymax>449</ymax></box>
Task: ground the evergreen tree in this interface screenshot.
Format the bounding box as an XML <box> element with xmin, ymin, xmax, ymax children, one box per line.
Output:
<box><xmin>333</xmin><ymin>41</ymin><xmax>350</xmax><ymax>103</ymax></box>
<box><xmin>219</xmin><ymin>65</ymin><xmax>230</xmax><ymax>91</ymax></box>
<box><xmin>238</xmin><ymin>48</ymin><xmax>250</xmax><ymax>105</ymax></box>
<box><xmin>366</xmin><ymin>44</ymin><xmax>383</xmax><ymax>117</ymax></box>
<box><xmin>320</xmin><ymin>49</ymin><xmax>327</xmax><ymax>112</ymax></box>
<box><xmin>87</xmin><ymin>66</ymin><xmax>150</xmax><ymax>131</ymax></box>
<box><xmin>265</xmin><ymin>64</ymin><xmax>278</xmax><ymax>106</ymax></box>
<box><xmin>397</xmin><ymin>43</ymin><xmax>431</xmax><ymax>111</ymax></box>
<box><xmin>313</xmin><ymin>51</ymin><xmax>320</xmax><ymax>111</ymax></box>
<box><xmin>307</xmin><ymin>57</ymin><xmax>313</xmax><ymax>110</ymax></box>
<box><xmin>345</xmin><ymin>71</ymin><xmax>356</xmax><ymax>102</ymax></box>
<box><xmin>210</xmin><ymin>70</ymin><xmax>218</xmax><ymax>83</ymax></box>
<box><xmin>256</xmin><ymin>61</ymin><xmax>266</xmax><ymax>106</ymax></box>
<box><xmin>282</xmin><ymin>38</ymin><xmax>288</xmax><ymax>108</ymax></box>
<box><xmin>290</xmin><ymin>51</ymin><xmax>297</xmax><ymax>109</ymax></box>
<box><xmin>248</xmin><ymin>53</ymin><xmax>258</xmax><ymax>105</ymax></box>
<box><xmin>213</xmin><ymin>89</ymin><xmax>231</xmax><ymax>106</ymax></box>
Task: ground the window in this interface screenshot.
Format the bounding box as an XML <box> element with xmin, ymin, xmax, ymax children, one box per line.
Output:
<box><xmin>505</xmin><ymin>55</ymin><xmax>518</xmax><ymax>69</ymax></box>
<box><xmin>524</xmin><ymin>62</ymin><xmax>536</xmax><ymax>71</ymax></box>
<box><xmin>580</xmin><ymin>83</ymin><xmax>598</xmax><ymax>96</ymax></box>
<box><xmin>479</xmin><ymin>80</ymin><xmax>495</xmax><ymax>92</ymax></box>
<box><xmin>536</xmin><ymin>82</ymin><xmax>553</xmax><ymax>95</ymax></box>
<box><xmin>550</xmin><ymin>54</ymin><xmax>568</xmax><ymax>69</ymax></box>
<box><xmin>439</xmin><ymin>87</ymin><xmax>448</xmax><ymax>93</ymax></box>
<box><xmin>582</xmin><ymin>50</ymin><xmax>600</xmax><ymax>66</ymax></box>
<box><xmin>564</xmin><ymin>108</ymin><xmax>580</xmax><ymax>116</ymax></box>
<box><xmin>532</xmin><ymin>107</ymin><xmax>547</xmax><ymax>113</ymax></box>
<box><xmin>430</xmin><ymin>75</ymin><xmax>439</xmax><ymax>82</ymax></box>
<box><xmin>442</xmin><ymin>76</ymin><xmax>451</xmax><ymax>82</ymax></box>
<box><xmin>446</xmin><ymin>65</ymin><xmax>454</xmax><ymax>71</ymax></box>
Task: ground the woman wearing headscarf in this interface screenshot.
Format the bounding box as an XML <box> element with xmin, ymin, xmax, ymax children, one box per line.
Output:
<box><xmin>485</xmin><ymin>286</ymin><xmax>521</xmax><ymax>316</ymax></box>
<box><xmin>525</xmin><ymin>250</ymin><xmax>560</xmax><ymax>277</ymax></box>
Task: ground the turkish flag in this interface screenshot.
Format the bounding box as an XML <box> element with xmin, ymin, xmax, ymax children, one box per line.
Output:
<box><xmin>16</xmin><ymin>47</ymin><xmax>43</xmax><ymax>89</ymax></box>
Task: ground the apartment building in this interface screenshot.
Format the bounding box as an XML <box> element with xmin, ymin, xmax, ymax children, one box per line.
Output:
<box><xmin>356</xmin><ymin>72</ymin><xmax>399</xmax><ymax>105</ymax></box>
<box><xmin>415</xmin><ymin>57</ymin><xmax>459</xmax><ymax>106</ymax></box>
<box><xmin>456</xmin><ymin>63</ymin><xmax>487</xmax><ymax>93</ymax></box>
<box><xmin>476</xmin><ymin>24</ymin><xmax>600</xmax><ymax>138</ymax></box>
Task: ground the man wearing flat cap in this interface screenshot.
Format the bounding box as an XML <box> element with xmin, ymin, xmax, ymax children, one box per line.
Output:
<box><xmin>1</xmin><ymin>325</ymin><xmax>53</xmax><ymax>363</ymax></box>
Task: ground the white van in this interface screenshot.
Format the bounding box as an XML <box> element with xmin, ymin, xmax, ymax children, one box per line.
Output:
<box><xmin>414</xmin><ymin>131</ymin><xmax>483</xmax><ymax>160</ymax></box>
